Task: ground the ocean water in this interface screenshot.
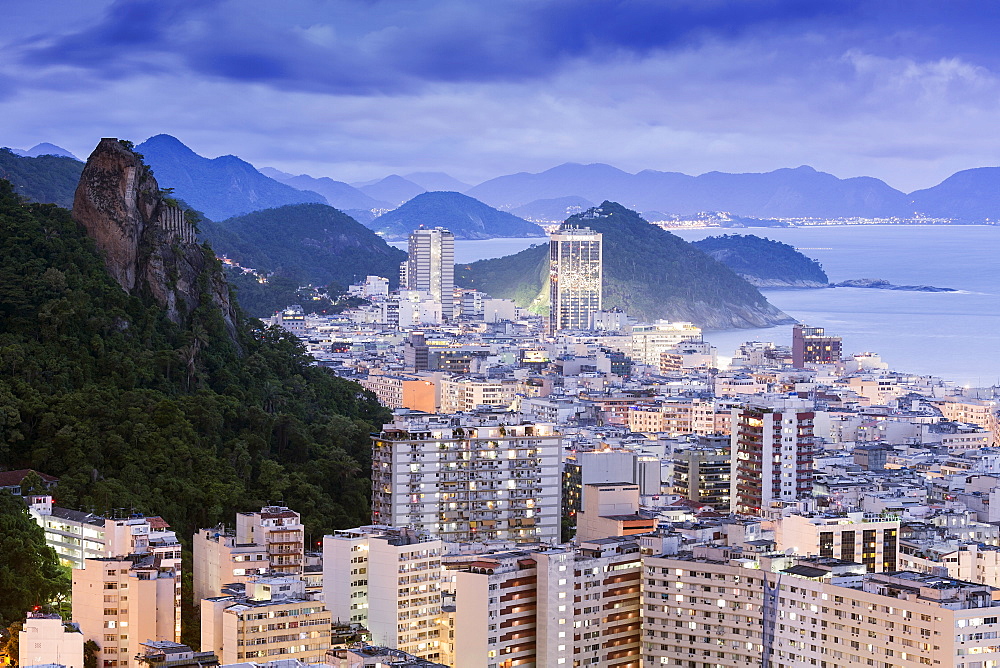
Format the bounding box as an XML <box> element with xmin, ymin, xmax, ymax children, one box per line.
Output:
<box><xmin>447</xmin><ymin>227</ymin><xmax>1000</xmax><ymax>387</ymax></box>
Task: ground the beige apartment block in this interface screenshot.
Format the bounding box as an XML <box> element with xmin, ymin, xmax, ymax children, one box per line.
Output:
<box><xmin>201</xmin><ymin>575</ymin><xmax>330</xmax><ymax>664</ymax></box>
<box><xmin>439</xmin><ymin>376</ymin><xmax>520</xmax><ymax>413</ymax></box>
<box><xmin>642</xmin><ymin>547</ymin><xmax>1000</xmax><ymax>668</ymax></box>
<box><xmin>361</xmin><ymin>373</ymin><xmax>438</xmax><ymax>413</ymax></box>
<box><xmin>371</xmin><ymin>412</ymin><xmax>561</xmax><ymax>543</ymax></box>
<box><xmin>235</xmin><ymin>506</ymin><xmax>305</xmax><ymax>575</ymax></box>
<box><xmin>19</xmin><ymin>611</ymin><xmax>84</xmax><ymax>668</ymax></box>
<box><xmin>192</xmin><ymin>528</ymin><xmax>268</xmax><ymax>603</ymax></box>
<box><xmin>776</xmin><ymin>512</ymin><xmax>900</xmax><ymax>573</ymax></box>
<box><xmin>629</xmin><ymin>321</ymin><xmax>701</xmax><ymax>366</ymax></box>
<box><xmin>447</xmin><ymin>550</ymin><xmax>540</xmax><ymax>668</ymax></box>
<box><xmin>627</xmin><ymin>398</ymin><xmax>716</xmax><ymax>436</ymax></box>
<box><xmin>72</xmin><ymin>554</ymin><xmax>181</xmax><ymax>667</ymax></box>
<box><xmin>576</xmin><ymin>482</ymin><xmax>655</xmax><ymax>544</ymax></box>
<box><xmin>324</xmin><ymin>526</ymin><xmax>445</xmax><ymax>662</ymax></box>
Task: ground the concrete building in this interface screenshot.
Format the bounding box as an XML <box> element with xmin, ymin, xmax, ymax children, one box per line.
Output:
<box><xmin>575</xmin><ymin>482</ymin><xmax>655</xmax><ymax>543</ymax></box>
<box><xmin>361</xmin><ymin>373</ymin><xmax>438</xmax><ymax>413</ymax></box>
<box><xmin>776</xmin><ymin>512</ymin><xmax>900</xmax><ymax>572</ymax></box>
<box><xmin>72</xmin><ymin>552</ymin><xmax>181</xmax><ymax>664</ymax></box>
<box><xmin>192</xmin><ymin>527</ymin><xmax>268</xmax><ymax>604</ymax></box>
<box><xmin>201</xmin><ymin>575</ymin><xmax>330</xmax><ymax>664</ymax></box>
<box><xmin>371</xmin><ymin>412</ymin><xmax>561</xmax><ymax>543</ymax></box>
<box><xmin>642</xmin><ymin>547</ymin><xmax>1000</xmax><ymax>668</ymax></box>
<box><xmin>234</xmin><ymin>506</ymin><xmax>305</xmax><ymax>576</ymax></box>
<box><xmin>630</xmin><ymin>321</ymin><xmax>701</xmax><ymax>366</ymax></box>
<box><xmin>403</xmin><ymin>228</ymin><xmax>455</xmax><ymax>309</ymax></box>
<box><xmin>135</xmin><ymin>641</ymin><xmax>218</xmax><ymax>668</ymax></box>
<box><xmin>730</xmin><ymin>397</ymin><xmax>816</xmax><ymax>516</ymax></box>
<box><xmin>671</xmin><ymin>442</ymin><xmax>731</xmax><ymax>509</ymax></box>
<box><xmin>792</xmin><ymin>323</ymin><xmax>842</xmax><ymax>367</ymax></box>
<box><xmin>549</xmin><ymin>225</ymin><xmax>603</xmax><ymax>333</ymax></box>
<box><xmin>26</xmin><ymin>496</ymin><xmax>178</xmax><ymax>571</ymax></box>
<box><xmin>438</xmin><ymin>376</ymin><xmax>520</xmax><ymax>413</ymax></box>
<box><xmin>18</xmin><ymin>611</ymin><xmax>83</xmax><ymax>668</ymax></box>
<box><xmin>324</xmin><ymin>526</ymin><xmax>445</xmax><ymax>662</ymax></box>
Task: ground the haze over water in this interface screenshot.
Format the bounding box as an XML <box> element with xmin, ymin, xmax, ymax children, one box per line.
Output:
<box><xmin>455</xmin><ymin>226</ymin><xmax>1000</xmax><ymax>388</ymax></box>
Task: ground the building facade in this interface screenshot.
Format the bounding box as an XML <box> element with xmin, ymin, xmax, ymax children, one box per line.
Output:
<box><xmin>730</xmin><ymin>397</ymin><xmax>816</xmax><ymax>515</ymax></box>
<box><xmin>549</xmin><ymin>225</ymin><xmax>603</xmax><ymax>333</ymax></box>
<box><xmin>371</xmin><ymin>412</ymin><xmax>562</xmax><ymax>543</ymax></box>
<box><xmin>404</xmin><ymin>227</ymin><xmax>455</xmax><ymax>308</ymax></box>
<box><xmin>792</xmin><ymin>323</ymin><xmax>842</xmax><ymax>367</ymax></box>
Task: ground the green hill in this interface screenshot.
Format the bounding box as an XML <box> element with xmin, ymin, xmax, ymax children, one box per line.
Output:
<box><xmin>692</xmin><ymin>234</ymin><xmax>828</xmax><ymax>287</ymax></box>
<box><xmin>0</xmin><ymin>178</ymin><xmax>387</xmax><ymax>539</ymax></box>
<box><xmin>201</xmin><ymin>203</ymin><xmax>407</xmax><ymax>314</ymax></box>
<box><xmin>456</xmin><ymin>202</ymin><xmax>791</xmax><ymax>328</ymax></box>
<box><xmin>370</xmin><ymin>191</ymin><xmax>545</xmax><ymax>239</ymax></box>
<box><xmin>0</xmin><ymin>148</ymin><xmax>83</xmax><ymax>208</ymax></box>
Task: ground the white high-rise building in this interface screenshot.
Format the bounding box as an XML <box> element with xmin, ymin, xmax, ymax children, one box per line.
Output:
<box><xmin>549</xmin><ymin>224</ymin><xmax>602</xmax><ymax>333</ymax></box>
<box><xmin>403</xmin><ymin>227</ymin><xmax>455</xmax><ymax>310</ymax></box>
<box><xmin>730</xmin><ymin>396</ymin><xmax>816</xmax><ymax>516</ymax></box>
<box><xmin>371</xmin><ymin>411</ymin><xmax>562</xmax><ymax>543</ymax></box>
<box><xmin>323</xmin><ymin>526</ymin><xmax>445</xmax><ymax>662</ymax></box>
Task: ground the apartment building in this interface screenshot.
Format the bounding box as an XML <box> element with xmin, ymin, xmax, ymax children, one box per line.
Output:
<box><xmin>447</xmin><ymin>550</ymin><xmax>540</xmax><ymax>668</ymax></box>
<box><xmin>26</xmin><ymin>495</ymin><xmax>177</xmax><ymax>570</ymax></box>
<box><xmin>72</xmin><ymin>553</ymin><xmax>181</xmax><ymax>666</ymax></box>
<box><xmin>627</xmin><ymin>398</ymin><xmax>716</xmax><ymax>436</ymax></box>
<box><xmin>630</xmin><ymin>321</ymin><xmax>701</xmax><ymax>366</ymax></box>
<box><xmin>192</xmin><ymin>528</ymin><xmax>268</xmax><ymax>603</ymax></box>
<box><xmin>730</xmin><ymin>397</ymin><xmax>816</xmax><ymax>516</ymax></box>
<box><xmin>361</xmin><ymin>373</ymin><xmax>438</xmax><ymax>413</ymax></box>
<box><xmin>18</xmin><ymin>610</ymin><xmax>84</xmax><ymax>668</ymax></box>
<box><xmin>323</xmin><ymin>526</ymin><xmax>445</xmax><ymax>662</ymax></box>
<box><xmin>438</xmin><ymin>376</ymin><xmax>520</xmax><ymax>413</ymax></box>
<box><xmin>776</xmin><ymin>512</ymin><xmax>900</xmax><ymax>573</ymax></box>
<box><xmin>235</xmin><ymin>506</ymin><xmax>305</xmax><ymax>576</ymax></box>
<box><xmin>371</xmin><ymin>411</ymin><xmax>561</xmax><ymax>543</ymax></box>
<box><xmin>671</xmin><ymin>442</ymin><xmax>731</xmax><ymax>510</ymax></box>
<box><xmin>642</xmin><ymin>544</ymin><xmax>1000</xmax><ymax>668</ymax></box>
<box><xmin>201</xmin><ymin>575</ymin><xmax>331</xmax><ymax>664</ymax></box>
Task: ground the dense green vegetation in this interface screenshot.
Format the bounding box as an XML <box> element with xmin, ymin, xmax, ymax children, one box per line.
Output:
<box><xmin>456</xmin><ymin>202</ymin><xmax>785</xmax><ymax>326</ymax></box>
<box><xmin>0</xmin><ymin>180</ymin><xmax>389</xmax><ymax>541</ymax></box>
<box><xmin>371</xmin><ymin>191</ymin><xmax>544</xmax><ymax>239</ymax></box>
<box><xmin>201</xmin><ymin>203</ymin><xmax>406</xmax><ymax>316</ymax></box>
<box><xmin>0</xmin><ymin>491</ymin><xmax>68</xmax><ymax>628</ymax></box>
<box><xmin>456</xmin><ymin>243</ymin><xmax>550</xmax><ymax>312</ymax></box>
<box><xmin>692</xmin><ymin>234</ymin><xmax>828</xmax><ymax>283</ymax></box>
<box><xmin>0</xmin><ymin>149</ymin><xmax>83</xmax><ymax>209</ymax></box>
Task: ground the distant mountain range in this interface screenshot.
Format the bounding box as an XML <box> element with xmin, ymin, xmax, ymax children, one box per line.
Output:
<box><xmin>136</xmin><ymin>135</ymin><xmax>326</xmax><ymax>221</ymax></box>
<box><xmin>8</xmin><ymin>134</ymin><xmax>1000</xmax><ymax>224</ymax></box>
<box><xmin>8</xmin><ymin>142</ymin><xmax>79</xmax><ymax>160</ymax></box>
<box><xmin>0</xmin><ymin>148</ymin><xmax>84</xmax><ymax>208</ymax></box>
<box><xmin>369</xmin><ymin>191</ymin><xmax>545</xmax><ymax>240</ymax></box>
<box><xmin>260</xmin><ymin>167</ymin><xmax>389</xmax><ymax>210</ymax></box>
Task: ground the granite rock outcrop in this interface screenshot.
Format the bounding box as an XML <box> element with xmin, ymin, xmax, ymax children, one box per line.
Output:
<box><xmin>72</xmin><ymin>138</ymin><xmax>239</xmax><ymax>342</ymax></box>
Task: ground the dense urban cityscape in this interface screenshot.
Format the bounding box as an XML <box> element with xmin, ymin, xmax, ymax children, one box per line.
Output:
<box><xmin>6</xmin><ymin>217</ymin><xmax>1000</xmax><ymax>668</ymax></box>
<box><xmin>7</xmin><ymin>3</ymin><xmax>1000</xmax><ymax>668</ymax></box>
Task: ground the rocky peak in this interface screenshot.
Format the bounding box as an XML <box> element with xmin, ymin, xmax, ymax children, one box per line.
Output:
<box><xmin>72</xmin><ymin>138</ymin><xmax>239</xmax><ymax>342</ymax></box>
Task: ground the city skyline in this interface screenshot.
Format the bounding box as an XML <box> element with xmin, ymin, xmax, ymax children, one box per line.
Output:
<box><xmin>4</xmin><ymin>1</ymin><xmax>1000</xmax><ymax>190</ymax></box>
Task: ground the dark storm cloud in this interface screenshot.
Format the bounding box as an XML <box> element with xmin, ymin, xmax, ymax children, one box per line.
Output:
<box><xmin>12</xmin><ymin>0</ymin><xmax>871</xmax><ymax>93</ymax></box>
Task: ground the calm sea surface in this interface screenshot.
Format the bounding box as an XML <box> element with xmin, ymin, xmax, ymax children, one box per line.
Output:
<box><xmin>443</xmin><ymin>227</ymin><xmax>1000</xmax><ymax>387</ymax></box>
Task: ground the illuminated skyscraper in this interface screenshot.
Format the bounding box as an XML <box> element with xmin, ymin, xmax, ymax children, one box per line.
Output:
<box><xmin>403</xmin><ymin>227</ymin><xmax>455</xmax><ymax>308</ymax></box>
<box><xmin>548</xmin><ymin>224</ymin><xmax>602</xmax><ymax>333</ymax></box>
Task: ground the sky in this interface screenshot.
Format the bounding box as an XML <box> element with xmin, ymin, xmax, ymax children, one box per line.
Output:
<box><xmin>3</xmin><ymin>0</ymin><xmax>1000</xmax><ymax>191</ymax></box>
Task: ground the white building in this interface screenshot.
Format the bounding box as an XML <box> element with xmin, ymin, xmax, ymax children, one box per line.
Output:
<box><xmin>403</xmin><ymin>228</ymin><xmax>455</xmax><ymax>311</ymax></box>
<box><xmin>371</xmin><ymin>411</ymin><xmax>562</xmax><ymax>543</ymax></box>
<box><xmin>323</xmin><ymin>526</ymin><xmax>445</xmax><ymax>662</ymax></box>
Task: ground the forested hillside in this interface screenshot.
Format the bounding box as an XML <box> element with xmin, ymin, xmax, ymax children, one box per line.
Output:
<box><xmin>0</xmin><ymin>179</ymin><xmax>387</xmax><ymax>538</ymax></box>
<box><xmin>0</xmin><ymin>149</ymin><xmax>83</xmax><ymax>208</ymax></box>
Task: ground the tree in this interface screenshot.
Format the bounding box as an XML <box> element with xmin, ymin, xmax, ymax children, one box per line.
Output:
<box><xmin>84</xmin><ymin>640</ymin><xmax>99</xmax><ymax>668</ymax></box>
<box><xmin>0</xmin><ymin>620</ymin><xmax>22</xmax><ymax>667</ymax></box>
<box><xmin>0</xmin><ymin>491</ymin><xmax>69</xmax><ymax>627</ymax></box>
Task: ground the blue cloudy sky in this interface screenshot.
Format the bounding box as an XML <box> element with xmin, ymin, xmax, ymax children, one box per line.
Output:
<box><xmin>3</xmin><ymin>0</ymin><xmax>1000</xmax><ymax>190</ymax></box>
